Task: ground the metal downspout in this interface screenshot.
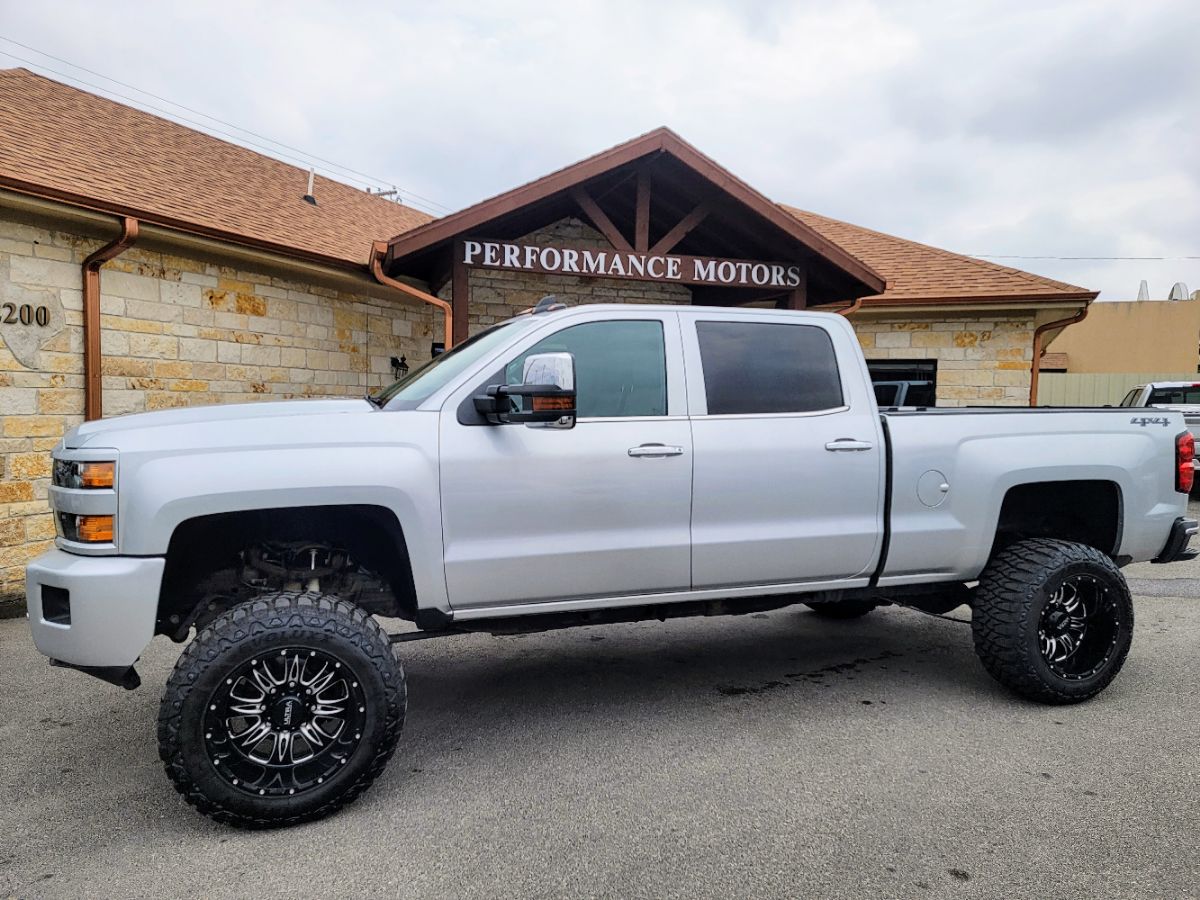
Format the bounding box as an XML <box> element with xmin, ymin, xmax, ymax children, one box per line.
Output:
<box><xmin>82</xmin><ymin>217</ymin><xmax>138</xmax><ymax>420</ymax></box>
<box><xmin>1029</xmin><ymin>304</ymin><xmax>1089</xmax><ymax>406</ymax></box>
<box><xmin>368</xmin><ymin>242</ymin><xmax>454</xmax><ymax>350</ymax></box>
<box><xmin>837</xmin><ymin>297</ymin><xmax>864</xmax><ymax>317</ymax></box>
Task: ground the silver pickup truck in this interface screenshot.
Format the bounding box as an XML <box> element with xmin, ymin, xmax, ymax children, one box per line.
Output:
<box><xmin>25</xmin><ymin>301</ymin><xmax>1197</xmax><ymax>828</ymax></box>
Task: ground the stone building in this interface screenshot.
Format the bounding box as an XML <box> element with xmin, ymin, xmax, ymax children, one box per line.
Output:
<box><xmin>0</xmin><ymin>68</ymin><xmax>1096</xmax><ymax>610</ymax></box>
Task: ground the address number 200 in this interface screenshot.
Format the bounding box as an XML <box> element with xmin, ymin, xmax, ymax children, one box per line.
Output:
<box><xmin>1</xmin><ymin>303</ymin><xmax>51</xmax><ymax>326</ymax></box>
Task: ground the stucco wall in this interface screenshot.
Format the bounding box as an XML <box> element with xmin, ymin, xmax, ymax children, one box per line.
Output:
<box><xmin>1047</xmin><ymin>300</ymin><xmax>1200</xmax><ymax>374</ymax></box>
<box><xmin>0</xmin><ymin>207</ymin><xmax>435</xmax><ymax>609</ymax></box>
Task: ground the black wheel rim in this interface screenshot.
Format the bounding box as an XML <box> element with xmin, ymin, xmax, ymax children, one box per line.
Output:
<box><xmin>1037</xmin><ymin>574</ymin><xmax>1122</xmax><ymax>681</ymax></box>
<box><xmin>203</xmin><ymin>647</ymin><xmax>367</xmax><ymax>797</ymax></box>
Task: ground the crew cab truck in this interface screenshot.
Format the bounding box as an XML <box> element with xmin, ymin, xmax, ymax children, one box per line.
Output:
<box><xmin>25</xmin><ymin>301</ymin><xmax>1198</xmax><ymax>828</ymax></box>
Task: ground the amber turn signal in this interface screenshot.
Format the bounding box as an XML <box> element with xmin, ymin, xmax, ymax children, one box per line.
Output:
<box><xmin>532</xmin><ymin>395</ymin><xmax>573</xmax><ymax>412</ymax></box>
<box><xmin>77</xmin><ymin>514</ymin><xmax>114</xmax><ymax>543</ymax></box>
<box><xmin>80</xmin><ymin>461</ymin><xmax>115</xmax><ymax>489</ymax></box>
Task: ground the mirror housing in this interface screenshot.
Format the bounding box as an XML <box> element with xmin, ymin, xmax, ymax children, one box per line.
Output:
<box><xmin>473</xmin><ymin>352</ymin><xmax>576</xmax><ymax>425</ymax></box>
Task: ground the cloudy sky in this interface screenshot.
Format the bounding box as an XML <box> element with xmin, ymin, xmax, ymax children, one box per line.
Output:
<box><xmin>2</xmin><ymin>0</ymin><xmax>1197</xmax><ymax>299</ymax></box>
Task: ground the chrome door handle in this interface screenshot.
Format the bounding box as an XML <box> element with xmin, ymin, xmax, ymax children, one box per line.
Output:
<box><xmin>825</xmin><ymin>439</ymin><xmax>874</xmax><ymax>452</ymax></box>
<box><xmin>628</xmin><ymin>444</ymin><xmax>685</xmax><ymax>458</ymax></box>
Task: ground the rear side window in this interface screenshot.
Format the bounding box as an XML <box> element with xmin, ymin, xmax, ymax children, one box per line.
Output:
<box><xmin>696</xmin><ymin>321</ymin><xmax>843</xmax><ymax>415</ymax></box>
<box><xmin>1147</xmin><ymin>386</ymin><xmax>1200</xmax><ymax>405</ymax></box>
<box><xmin>1118</xmin><ymin>389</ymin><xmax>1141</xmax><ymax>408</ymax></box>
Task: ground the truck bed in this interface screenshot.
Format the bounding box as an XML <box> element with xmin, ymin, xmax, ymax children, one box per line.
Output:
<box><xmin>877</xmin><ymin>406</ymin><xmax>1184</xmax><ymax>585</ymax></box>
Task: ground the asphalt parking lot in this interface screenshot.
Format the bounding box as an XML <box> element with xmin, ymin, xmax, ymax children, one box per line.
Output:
<box><xmin>3</xmin><ymin>520</ymin><xmax>1199</xmax><ymax>899</ymax></box>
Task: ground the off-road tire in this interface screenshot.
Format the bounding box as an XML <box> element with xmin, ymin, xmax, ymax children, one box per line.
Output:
<box><xmin>157</xmin><ymin>592</ymin><xmax>405</xmax><ymax>828</ymax></box>
<box><xmin>804</xmin><ymin>597</ymin><xmax>879</xmax><ymax>619</ymax></box>
<box><xmin>973</xmin><ymin>539</ymin><xmax>1133</xmax><ymax>704</ymax></box>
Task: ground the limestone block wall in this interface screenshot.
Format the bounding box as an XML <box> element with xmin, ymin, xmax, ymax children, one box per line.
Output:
<box><xmin>853</xmin><ymin>312</ymin><xmax>1035</xmax><ymax>406</ymax></box>
<box><xmin>0</xmin><ymin>208</ymin><xmax>434</xmax><ymax>609</ymax></box>
<box><xmin>437</xmin><ymin>218</ymin><xmax>693</xmax><ymax>329</ymax></box>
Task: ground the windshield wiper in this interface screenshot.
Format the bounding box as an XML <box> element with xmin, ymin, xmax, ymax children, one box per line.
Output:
<box><xmin>364</xmin><ymin>393</ymin><xmax>384</xmax><ymax>409</ymax></box>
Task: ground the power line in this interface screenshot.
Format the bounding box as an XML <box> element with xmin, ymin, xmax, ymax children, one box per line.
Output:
<box><xmin>0</xmin><ymin>38</ymin><xmax>454</xmax><ymax>215</ymax></box>
<box><xmin>0</xmin><ymin>37</ymin><xmax>453</xmax><ymax>213</ymax></box>
<box><xmin>972</xmin><ymin>254</ymin><xmax>1200</xmax><ymax>261</ymax></box>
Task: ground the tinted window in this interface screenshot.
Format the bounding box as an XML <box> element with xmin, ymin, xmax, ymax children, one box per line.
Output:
<box><xmin>696</xmin><ymin>321</ymin><xmax>842</xmax><ymax>415</ymax></box>
<box><xmin>506</xmin><ymin>320</ymin><xmax>667</xmax><ymax>418</ymax></box>
<box><xmin>1147</xmin><ymin>386</ymin><xmax>1200</xmax><ymax>405</ymax></box>
<box><xmin>866</xmin><ymin>359</ymin><xmax>937</xmax><ymax>407</ymax></box>
<box><xmin>873</xmin><ymin>383</ymin><xmax>900</xmax><ymax>406</ymax></box>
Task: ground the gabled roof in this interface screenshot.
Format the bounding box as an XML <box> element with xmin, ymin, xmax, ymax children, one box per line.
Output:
<box><xmin>386</xmin><ymin>126</ymin><xmax>887</xmax><ymax>297</ymax></box>
<box><xmin>0</xmin><ymin>68</ymin><xmax>431</xmax><ymax>268</ymax></box>
<box><xmin>785</xmin><ymin>207</ymin><xmax>1097</xmax><ymax>306</ymax></box>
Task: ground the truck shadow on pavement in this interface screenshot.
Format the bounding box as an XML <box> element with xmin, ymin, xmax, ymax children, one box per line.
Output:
<box><xmin>368</xmin><ymin>606</ymin><xmax>1010</xmax><ymax>796</ymax></box>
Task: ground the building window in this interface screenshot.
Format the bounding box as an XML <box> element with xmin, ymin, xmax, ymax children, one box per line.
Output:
<box><xmin>867</xmin><ymin>359</ymin><xmax>937</xmax><ymax>408</ymax></box>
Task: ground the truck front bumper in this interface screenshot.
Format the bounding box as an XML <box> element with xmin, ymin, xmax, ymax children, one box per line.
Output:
<box><xmin>1152</xmin><ymin>518</ymin><xmax>1199</xmax><ymax>564</ymax></box>
<box><xmin>26</xmin><ymin>549</ymin><xmax>165</xmax><ymax>685</ymax></box>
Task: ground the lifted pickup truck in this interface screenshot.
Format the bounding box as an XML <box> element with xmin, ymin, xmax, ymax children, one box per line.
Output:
<box><xmin>26</xmin><ymin>301</ymin><xmax>1197</xmax><ymax>828</ymax></box>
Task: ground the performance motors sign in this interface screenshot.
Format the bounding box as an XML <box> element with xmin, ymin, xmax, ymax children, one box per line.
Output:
<box><xmin>461</xmin><ymin>240</ymin><xmax>803</xmax><ymax>290</ymax></box>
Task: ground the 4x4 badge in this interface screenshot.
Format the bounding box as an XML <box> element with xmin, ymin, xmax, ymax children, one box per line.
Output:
<box><xmin>1130</xmin><ymin>416</ymin><xmax>1171</xmax><ymax>427</ymax></box>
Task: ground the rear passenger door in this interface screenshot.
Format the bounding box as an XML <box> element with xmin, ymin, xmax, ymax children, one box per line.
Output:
<box><xmin>683</xmin><ymin>313</ymin><xmax>885</xmax><ymax>590</ymax></box>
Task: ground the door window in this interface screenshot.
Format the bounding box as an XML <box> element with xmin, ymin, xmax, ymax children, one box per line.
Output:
<box><xmin>695</xmin><ymin>321</ymin><xmax>842</xmax><ymax>415</ymax></box>
<box><xmin>506</xmin><ymin>320</ymin><xmax>667</xmax><ymax>418</ymax></box>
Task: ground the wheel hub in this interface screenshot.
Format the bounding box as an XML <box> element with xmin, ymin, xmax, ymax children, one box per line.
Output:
<box><xmin>269</xmin><ymin>695</ymin><xmax>308</xmax><ymax>731</ymax></box>
<box><xmin>1037</xmin><ymin>574</ymin><xmax>1121</xmax><ymax>681</ymax></box>
<box><xmin>203</xmin><ymin>647</ymin><xmax>367</xmax><ymax>797</ymax></box>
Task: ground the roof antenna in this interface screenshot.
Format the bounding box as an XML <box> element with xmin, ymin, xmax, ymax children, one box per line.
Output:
<box><xmin>303</xmin><ymin>169</ymin><xmax>317</xmax><ymax>205</ymax></box>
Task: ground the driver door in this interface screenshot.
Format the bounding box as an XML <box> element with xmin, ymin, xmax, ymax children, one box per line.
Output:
<box><xmin>438</xmin><ymin>312</ymin><xmax>693</xmax><ymax>612</ymax></box>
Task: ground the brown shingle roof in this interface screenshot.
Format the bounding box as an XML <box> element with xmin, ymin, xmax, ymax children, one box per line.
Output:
<box><xmin>0</xmin><ymin>68</ymin><xmax>431</xmax><ymax>268</ymax></box>
<box><xmin>0</xmin><ymin>72</ymin><xmax>1098</xmax><ymax>306</ymax></box>
<box><xmin>784</xmin><ymin>206</ymin><xmax>1097</xmax><ymax>306</ymax></box>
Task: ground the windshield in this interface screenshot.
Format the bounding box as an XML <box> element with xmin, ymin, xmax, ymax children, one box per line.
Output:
<box><xmin>376</xmin><ymin>318</ymin><xmax>532</xmax><ymax>410</ymax></box>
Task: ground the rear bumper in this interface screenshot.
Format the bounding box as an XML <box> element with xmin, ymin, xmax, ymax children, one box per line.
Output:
<box><xmin>25</xmin><ymin>549</ymin><xmax>164</xmax><ymax>670</ymax></box>
<box><xmin>1152</xmin><ymin>517</ymin><xmax>1199</xmax><ymax>564</ymax></box>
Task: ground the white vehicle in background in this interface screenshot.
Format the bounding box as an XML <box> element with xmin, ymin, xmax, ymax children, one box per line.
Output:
<box><xmin>1121</xmin><ymin>383</ymin><xmax>1200</xmax><ymax>473</ymax></box>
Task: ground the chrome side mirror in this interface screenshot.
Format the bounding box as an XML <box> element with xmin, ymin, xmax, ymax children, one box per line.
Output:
<box><xmin>473</xmin><ymin>352</ymin><xmax>577</xmax><ymax>427</ymax></box>
<box><xmin>520</xmin><ymin>352</ymin><xmax>574</xmax><ymax>393</ymax></box>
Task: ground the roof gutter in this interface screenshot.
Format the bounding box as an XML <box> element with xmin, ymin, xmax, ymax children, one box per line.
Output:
<box><xmin>82</xmin><ymin>216</ymin><xmax>139</xmax><ymax>420</ymax></box>
<box><xmin>0</xmin><ymin>175</ymin><xmax>370</xmax><ymax>273</ymax></box>
<box><xmin>1029</xmin><ymin>303</ymin><xmax>1090</xmax><ymax>406</ymax></box>
<box><xmin>369</xmin><ymin>241</ymin><xmax>454</xmax><ymax>350</ymax></box>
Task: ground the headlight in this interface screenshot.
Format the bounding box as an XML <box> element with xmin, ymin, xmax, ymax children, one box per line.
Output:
<box><xmin>52</xmin><ymin>460</ymin><xmax>115</xmax><ymax>489</ymax></box>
